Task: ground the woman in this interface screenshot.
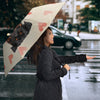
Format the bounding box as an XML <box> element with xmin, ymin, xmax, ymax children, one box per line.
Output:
<box><xmin>27</xmin><ymin>27</ymin><xmax>95</xmax><ymax>100</ymax></box>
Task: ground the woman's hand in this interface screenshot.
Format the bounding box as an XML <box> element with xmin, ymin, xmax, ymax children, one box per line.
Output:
<box><xmin>63</xmin><ymin>64</ymin><xmax>70</xmax><ymax>71</ymax></box>
<box><xmin>86</xmin><ymin>55</ymin><xmax>96</xmax><ymax>60</ymax></box>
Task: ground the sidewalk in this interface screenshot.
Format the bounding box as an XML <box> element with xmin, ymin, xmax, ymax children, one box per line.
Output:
<box><xmin>62</xmin><ymin>30</ymin><xmax>100</xmax><ymax>40</ymax></box>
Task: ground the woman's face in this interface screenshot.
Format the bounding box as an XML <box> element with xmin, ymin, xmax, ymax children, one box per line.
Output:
<box><xmin>44</xmin><ymin>29</ymin><xmax>54</xmax><ymax>47</ymax></box>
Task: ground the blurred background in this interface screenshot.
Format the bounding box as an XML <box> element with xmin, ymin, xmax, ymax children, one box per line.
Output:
<box><xmin>0</xmin><ymin>0</ymin><xmax>100</xmax><ymax>43</ymax></box>
<box><xmin>0</xmin><ymin>0</ymin><xmax>100</xmax><ymax>100</ymax></box>
<box><xmin>0</xmin><ymin>0</ymin><xmax>100</xmax><ymax>32</ymax></box>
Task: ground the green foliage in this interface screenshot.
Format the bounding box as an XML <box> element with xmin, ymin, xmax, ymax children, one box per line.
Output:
<box><xmin>0</xmin><ymin>0</ymin><xmax>45</xmax><ymax>28</ymax></box>
<box><xmin>90</xmin><ymin>0</ymin><xmax>100</xmax><ymax>9</ymax></box>
<box><xmin>79</xmin><ymin>0</ymin><xmax>100</xmax><ymax>28</ymax></box>
<box><xmin>0</xmin><ymin>0</ymin><xmax>25</xmax><ymax>27</ymax></box>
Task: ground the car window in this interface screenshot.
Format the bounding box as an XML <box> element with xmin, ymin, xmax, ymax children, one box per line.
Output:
<box><xmin>52</xmin><ymin>28</ymin><xmax>57</xmax><ymax>33</ymax></box>
<box><xmin>51</xmin><ymin>27</ymin><xmax>61</xmax><ymax>36</ymax></box>
<box><xmin>53</xmin><ymin>33</ymin><xmax>59</xmax><ymax>36</ymax></box>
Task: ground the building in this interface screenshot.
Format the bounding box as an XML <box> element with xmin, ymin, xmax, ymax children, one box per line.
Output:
<box><xmin>61</xmin><ymin>0</ymin><xmax>91</xmax><ymax>24</ymax></box>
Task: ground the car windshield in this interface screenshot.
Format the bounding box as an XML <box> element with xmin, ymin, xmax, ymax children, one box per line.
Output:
<box><xmin>50</xmin><ymin>26</ymin><xmax>62</xmax><ymax>36</ymax></box>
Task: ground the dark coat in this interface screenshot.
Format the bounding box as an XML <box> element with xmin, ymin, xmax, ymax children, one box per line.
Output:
<box><xmin>33</xmin><ymin>46</ymin><xmax>87</xmax><ymax>100</ymax></box>
<box><xmin>68</xmin><ymin>23</ymin><xmax>72</xmax><ymax>31</ymax></box>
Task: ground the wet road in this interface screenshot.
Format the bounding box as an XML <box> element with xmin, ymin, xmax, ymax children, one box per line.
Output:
<box><xmin>0</xmin><ymin>40</ymin><xmax>100</xmax><ymax>100</ymax></box>
<box><xmin>61</xmin><ymin>40</ymin><xmax>100</xmax><ymax>100</ymax></box>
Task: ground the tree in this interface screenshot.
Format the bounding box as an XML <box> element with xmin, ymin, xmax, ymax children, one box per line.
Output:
<box><xmin>0</xmin><ymin>0</ymin><xmax>64</xmax><ymax>28</ymax></box>
<box><xmin>90</xmin><ymin>0</ymin><xmax>100</xmax><ymax>15</ymax></box>
<box><xmin>0</xmin><ymin>0</ymin><xmax>46</xmax><ymax>28</ymax></box>
<box><xmin>79</xmin><ymin>0</ymin><xmax>100</xmax><ymax>30</ymax></box>
<box><xmin>85</xmin><ymin>0</ymin><xmax>100</xmax><ymax>17</ymax></box>
<box><xmin>0</xmin><ymin>0</ymin><xmax>26</xmax><ymax>27</ymax></box>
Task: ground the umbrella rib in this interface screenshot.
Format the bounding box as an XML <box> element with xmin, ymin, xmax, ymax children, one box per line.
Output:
<box><xmin>0</xmin><ymin>72</ymin><xmax>36</xmax><ymax>75</ymax></box>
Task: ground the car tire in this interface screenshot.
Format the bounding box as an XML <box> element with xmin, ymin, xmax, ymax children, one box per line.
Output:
<box><xmin>64</xmin><ymin>40</ymin><xmax>73</xmax><ymax>49</ymax></box>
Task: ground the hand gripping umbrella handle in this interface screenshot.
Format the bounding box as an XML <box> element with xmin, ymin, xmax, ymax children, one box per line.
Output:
<box><xmin>61</xmin><ymin>63</ymin><xmax>71</xmax><ymax>79</ymax></box>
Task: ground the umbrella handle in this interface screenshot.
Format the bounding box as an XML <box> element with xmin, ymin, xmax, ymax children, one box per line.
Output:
<box><xmin>69</xmin><ymin>70</ymin><xmax>71</xmax><ymax>79</ymax></box>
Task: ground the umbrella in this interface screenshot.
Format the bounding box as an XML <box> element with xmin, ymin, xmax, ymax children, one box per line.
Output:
<box><xmin>3</xmin><ymin>2</ymin><xmax>65</xmax><ymax>77</ymax></box>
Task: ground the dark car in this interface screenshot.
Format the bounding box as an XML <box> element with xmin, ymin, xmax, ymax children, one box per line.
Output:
<box><xmin>50</xmin><ymin>26</ymin><xmax>81</xmax><ymax>49</ymax></box>
<box><xmin>1</xmin><ymin>26</ymin><xmax>81</xmax><ymax>50</ymax></box>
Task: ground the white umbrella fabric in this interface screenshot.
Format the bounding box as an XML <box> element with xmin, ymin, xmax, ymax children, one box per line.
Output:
<box><xmin>3</xmin><ymin>2</ymin><xmax>65</xmax><ymax>77</ymax></box>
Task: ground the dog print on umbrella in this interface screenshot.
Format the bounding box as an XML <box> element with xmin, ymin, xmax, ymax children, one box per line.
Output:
<box><xmin>7</xmin><ymin>22</ymin><xmax>32</xmax><ymax>52</ymax></box>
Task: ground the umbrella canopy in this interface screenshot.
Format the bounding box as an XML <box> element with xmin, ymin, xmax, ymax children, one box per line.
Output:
<box><xmin>3</xmin><ymin>2</ymin><xmax>65</xmax><ymax>77</ymax></box>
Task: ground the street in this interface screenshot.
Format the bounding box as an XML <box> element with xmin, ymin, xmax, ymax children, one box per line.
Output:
<box><xmin>60</xmin><ymin>40</ymin><xmax>100</xmax><ymax>100</ymax></box>
<box><xmin>0</xmin><ymin>32</ymin><xmax>100</xmax><ymax>100</ymax></box>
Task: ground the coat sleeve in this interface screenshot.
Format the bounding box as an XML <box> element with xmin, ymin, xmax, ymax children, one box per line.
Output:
<box><xmin>38</xmin><ymin>49</ymin><xmax>67</xmax><ymax>81</ymax></box>
<box><xmin>58</xmin><ymin>54</ymin><xmax>87</xmax><ymax>64</ymax></box>
<box><xmin>52</xmin><ymin>50</ymin><xmax>87</xmax><ymax>64</ymax></box>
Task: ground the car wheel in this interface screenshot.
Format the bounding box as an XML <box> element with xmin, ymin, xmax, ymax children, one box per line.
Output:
<box><xmin>64</xmin><ymin>40</ymin><xmax>73</xmax><ymax>49</ymax></box>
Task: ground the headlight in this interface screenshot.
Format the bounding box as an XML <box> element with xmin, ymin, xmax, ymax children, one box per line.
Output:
<box><xmin>74</xmin><ymin>36</ymin><xmax>81</xmax><ymax>41</ymax></box>
<box><xmin>7</xmin><ymin>33</ymin><xmax>11</xmax><ymax>36</ymax></box>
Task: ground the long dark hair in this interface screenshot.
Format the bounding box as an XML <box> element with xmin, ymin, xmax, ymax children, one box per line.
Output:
<box><xmin>27</xmin><ymin>27</ymin><xmax>51</xmax><ymax>65</ymax></box>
